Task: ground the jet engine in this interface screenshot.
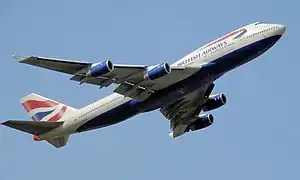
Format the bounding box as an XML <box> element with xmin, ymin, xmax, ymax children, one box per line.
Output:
<box><xmin>144</xmin><ymin>63</ymin><xmax>171</xmax><ymax>80</ymax></box>
<box><xmin>203</xmin><ymin>93</ymin><xmax>227</xmax><ymax>112</ymax></box>
<box><xmin>186</xmin><ymin>114</ymin><xmax>214</xmax><ymax>132</ymax></box>
<box><xmin>87</xmin><ymin>60</ymin><xmax>114</xmax><ymax>77</ymax></box>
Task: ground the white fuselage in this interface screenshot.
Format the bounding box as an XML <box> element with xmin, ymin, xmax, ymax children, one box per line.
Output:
<box><xmin>39</xmin><ymin>22</ymin><xmax>286</xmax><ymax>140</ymax></box>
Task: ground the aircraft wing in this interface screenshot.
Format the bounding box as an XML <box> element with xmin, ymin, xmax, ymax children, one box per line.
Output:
<box><xmin>160</xmin><ymin>83</ymin><xmax>215</xmax><ymax>138</ymax></box>
<box><xmin>14</xmin><ymin>56</ymin><xmax>199</xmax><ymax>101</ymax></box>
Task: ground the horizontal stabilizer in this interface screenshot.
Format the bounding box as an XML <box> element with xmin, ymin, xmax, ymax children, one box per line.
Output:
<box><xmin>1</xmin><ymin>120</ymin><xmax>63</xmax><ymax>135</ymax></box>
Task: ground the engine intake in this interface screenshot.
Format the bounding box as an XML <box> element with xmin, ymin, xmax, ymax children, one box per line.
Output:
<box><xmin>87</xmin><ymin>60</ymin><xmax>114</xmax><ymax>77</ymax></box>
<box><xmin>144</xmin><ymin>63</ymin><xmax>171</xmax><ymax>80</ymax></box>
<box><xmin>203</xmin><ymin>93</ymin><xmax>227</xmax><ymax>112</ymax></box>
<box><xmin>186</xmin><ymin>114</ymin><xmax>214</xmax><ymax>132</ymax></box>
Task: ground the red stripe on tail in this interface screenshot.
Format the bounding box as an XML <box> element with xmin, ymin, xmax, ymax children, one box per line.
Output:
<box><xmin>22</xmin><ymin>100</ymin><xmax>59</xmax><ymax>112</ymax></box>
<box><xmin>48</xmin><ymin>106</ymin><xmax>67</xmax><ymax>122</ymax></box>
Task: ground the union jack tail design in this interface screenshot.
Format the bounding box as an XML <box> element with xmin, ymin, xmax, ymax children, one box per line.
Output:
<box><xmin>21</xmin><ymin>93</ymin><xmax>77</xmax><ymax>122</ymax></box>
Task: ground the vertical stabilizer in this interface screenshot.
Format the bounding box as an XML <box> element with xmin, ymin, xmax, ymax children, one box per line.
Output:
<box><xmin>20</xmin><ymin>93</ymin><xmax>77</xmax><ymax>122</ymax></box>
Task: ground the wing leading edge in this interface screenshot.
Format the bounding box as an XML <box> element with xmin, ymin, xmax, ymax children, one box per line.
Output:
<box><xmin>13</xmin><ymin>56</ymin><xmax>196</xmax><ymax>101</ymax></box>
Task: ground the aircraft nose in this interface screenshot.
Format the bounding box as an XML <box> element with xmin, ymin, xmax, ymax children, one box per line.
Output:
<box><xmin>277</xmin><ymin>24</ymin><xmax>286</xmax><ymax>35</ymax></box>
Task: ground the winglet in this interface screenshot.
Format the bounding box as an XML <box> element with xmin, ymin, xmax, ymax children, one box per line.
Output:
<box><xmin>12</xmin><ymin>55</ymin><xmax>30</xmax><ymax>63</ymax></box>
<box><xmin>168</xmin><ymin>132</ymin><xmax>174</xmax><ymax>138</ymax></box>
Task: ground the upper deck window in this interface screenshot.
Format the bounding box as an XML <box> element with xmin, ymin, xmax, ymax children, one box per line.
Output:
<box><xmin>254</xmin><ymin>22</ymin><xmax>263</xmax><ymax>25</ymax></box>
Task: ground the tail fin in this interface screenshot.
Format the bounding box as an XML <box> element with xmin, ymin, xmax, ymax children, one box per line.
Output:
<box><xmin>1</xmin><ymin>93</ymin><xmax>76</xmax><ymax>148</ymax></box>
<box><xmin>21</xmin><ymin>93</ymin><xmax>77</xmax><ymax>122</ymax></box>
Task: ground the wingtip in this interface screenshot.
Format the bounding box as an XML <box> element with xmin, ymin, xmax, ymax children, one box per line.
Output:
<box><xmin>1</xmin><ymin>120</ymin><xmax>10</xmax><ymax>126</ymax></box>
<box><xmin>12</xmin><ymin>55</ymin><xmax>30</xmax><ymax>62</ymax></box>
<box><xmin>168</xmin><ymin>132</ymin><xmax>174</xmax><ymax>138</ymax></box>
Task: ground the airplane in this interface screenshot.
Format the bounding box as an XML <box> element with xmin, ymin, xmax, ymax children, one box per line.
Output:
<box><xmin>2</xmin><ymin>22</ymin><xmax>286</xmax><ymax>148</ymax></box>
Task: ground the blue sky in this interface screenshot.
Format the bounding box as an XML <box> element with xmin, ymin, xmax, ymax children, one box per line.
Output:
<box><xmin>0</xmin><ymin>0</ymin><xmax>299</xmax><ymax>179</ymax></box>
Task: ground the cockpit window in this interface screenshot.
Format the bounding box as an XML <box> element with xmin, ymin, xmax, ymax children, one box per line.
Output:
<box><xmin>254</xmin><ymin>22</ymin><xmax>263</xmax><ymax>25</ymax></box>
<box><xmin>233</xmin><ymin>29</ymin><xmax>248</xmax><ymax>39</ymax></box>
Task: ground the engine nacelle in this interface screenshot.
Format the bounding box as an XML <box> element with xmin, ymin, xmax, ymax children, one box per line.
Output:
<box><xmin>203</xmin><ymin>93</ymin><xmax>227</xmax><ymax>112</ymax></box>
<box><xmin>186</xmin><ymin>114</ymin><xmax>214</xmax><ymax>132</ymax></box>
<box><xmin>87</xmin><ymin>60</ymin><xmax>114</xmax><ymax>77</ymax></box>
<box><xmin>144</xmin><ymin>63</ymin><xmax>171</xmax><ymax>80</ymax></box>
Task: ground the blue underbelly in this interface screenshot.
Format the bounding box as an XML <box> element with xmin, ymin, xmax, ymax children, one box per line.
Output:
<box><xmin>76</xmin><ymin>100</ymin><xmax>142</xmax><ymax>132</ymax></box>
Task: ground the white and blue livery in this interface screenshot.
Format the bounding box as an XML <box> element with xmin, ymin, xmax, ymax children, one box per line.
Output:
<box><xmin>2</xmin><ymin>22</ymin><xmax>286</xmax><ymax>148</ymax></box>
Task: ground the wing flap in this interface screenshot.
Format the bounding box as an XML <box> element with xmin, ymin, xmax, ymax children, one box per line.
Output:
<box><xmin>1</xmin><ymin>120</ymin><xmax>63</xmax><ymax>135</ymax></box>
<box><xmin>70</xmin><ymin>74</ymin><xmax>111</xmax><ymax>87</ymax></box>
<box><xmin>113</xmin><ymin>81</ymin><xmax>155</xmax><ymax>101</ymax></box>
